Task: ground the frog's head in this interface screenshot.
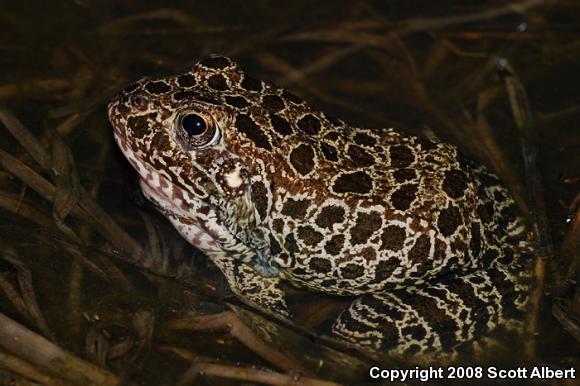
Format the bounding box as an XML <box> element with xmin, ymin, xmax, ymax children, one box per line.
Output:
<box><xmin>109</xmin><ymin>56</ymin><xmax>307</xmax><ymax>209</ymax></box>
<box><xmin>108</xmin><ymin>55</ymin><xmax>305</xmax><ymax>274</ymax></box>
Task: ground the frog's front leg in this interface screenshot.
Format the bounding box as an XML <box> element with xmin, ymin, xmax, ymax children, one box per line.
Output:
<box><xmin>210</xmin><ymin>255</ymin><xmax>290</xmax><ymax>319</ymax></box>
<box><xmin>216</xmin><ymin>192</ymin><xmax>280</xmax><ymax>277</ymax></box>
<box><xmin>216</xmin><ymin>230</ymin><xmax>279</xmax><ymax>277</ymax></box>
<box><xmin>153</xmin><ymin>189</ymin><xmax>280</xmax><ymax>278</ymax></box>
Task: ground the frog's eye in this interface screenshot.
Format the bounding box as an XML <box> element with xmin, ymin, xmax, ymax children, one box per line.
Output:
<box><xmin>178</xmin><ymin>112</ymin><xmax>220</xmax><ymax>148</ymax></box>
<box><xmin>181</xmin><ymin>114</ymin><xmax>207</xmax><ymax>136</ymax></box>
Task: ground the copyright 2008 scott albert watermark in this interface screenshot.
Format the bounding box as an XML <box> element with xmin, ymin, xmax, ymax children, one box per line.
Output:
<box><xmin>369</xmin><ymin>366</ymin><xmax>576</xmax><ymax>382</ymax></box>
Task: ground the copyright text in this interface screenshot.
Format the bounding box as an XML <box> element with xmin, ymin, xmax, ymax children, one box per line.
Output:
<box><xmin>369</xmin><ymin>366</ymin><xmax>576</xmax><ymax>382</ymax></box>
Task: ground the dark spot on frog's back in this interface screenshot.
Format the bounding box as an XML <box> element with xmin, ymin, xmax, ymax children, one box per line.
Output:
<box><xmin>433</xmin><ymin>238</ymin><xmax>446</xmax><ymax>262</ymax></box>
<box><xmin>469</xmin><ymin>222</ymin><xmax>481</xmax><ymax>257</ymax></box>
<box><xmin>401</xmin><ymin>325</ymin><xmax>427</xmax><ymax>342</ymax></box>
<box><xmin>297</xmin><ymin>226</ymin><xmax>323</xmax><ymax>246</ymax></box>
<box><xmin>173</xmin><ymin>90</ymin><xmax>198</xmax><ymax>101</ymax></box>
<box><xmin>408</xmin><ymin>234</ymin><xmax>432</xmax><ymax>262</ymax></box>
<box><xmin>437</xmin><ymin>205</ymin><xmax>462</xmax><ymax>236</ymax></box>
<box><xmin>269</xmin><ymin>235</ymin><xmax>282</xmax><ymax>255</ymax></box>
<box><xmin>235</xmin><ymin>114</ymin><xmax>271</xmax><ymax>150</ymax></box>
<box><xmin>225</xmin><ymin>95</ymin><xmax>250</xmax><ymax>109</ymax></box>
<box><xmin>281</xmin><ymin>90</ymin><xmax>303</xmax><ymax>104</ymax></box>
<box><xmin>315</xmin><ymin>205</ymin><xmax>345</xmax><ymax>229</ymax></box>
<box><xmin>351</xmin><ymin>212</ymin><xmax>382</xmax><ymax>245</ymax></box>
<box><xmin>324</xmin><ymin>234</ymin><xmax>344</xmax><ymax>255</ymax></box>
<box><xmin>320</xmin><ymin>142</ymin><xmax>339</xmax><ymax>162</ymax></box>
<box><xmin>393</xmin><ymin>168</ymin><xmax>416</xmax><ymax>183</ymax></box>
<box><xmin>199</xmin><ymin>56</ymin><xmax>231</xmax><ymax>69</ymax></box>
<box><xmin>207</xmin><ymin>74</ymin><xmax>229</xmax><ymax>91</ymax></box>
<box><xmin>341</xmin><ymin>263</ymin><xmax>364</xmax><ymax>279</ymax></box>
<box><xmin>381</xmin><ymin>225</ymin><xmax>406</xmax><ymax>251</ymax></box>
<box><xmin>478</xmin><ymin>202</ymin><xmax>495</xmax><ymax>224</ymax></box>
<box><xmin>375</xmin><ymin>259</ymin><xmax>397</xmax><ymax>281</ymax></box>
<box><xmin>176</xmin><ymin>74</ymin><xmax>197</xmax><ymax>88</ymax></box>
<box><xmin>415</xmin><ymin>137</ymin><xmax>437</xmax><ymax>151</ymax></box>
<box><xmin>145</xmin><ymin>81</ymin><xmax>172</xmax><ymax>94</ymax></box>
<box><xmin>284</xmin><ymin>233</ymin><xmax>299</xmax><ymax>256</ymax></box>
<box><xmin>361</xmin><ymin>247</ymin><xmax>377</xmax><ymax>262</ymax></box>
<box><xmin>262</xmin><ymin>95</ymin><xmax>285</xmax><ymax>113</ymax></box>
<box><xmin>325</xmin><ymin>131</ymin><xmax>340</xmax><ymax>141</ymax></box>
<box><xmin>123</xmin><ymin>82</ymin><xmax>139</xmax><ymax>94</ymax></box>
<box><xmin>347</xmin><ymin>145</ymin><xmax>375</xmax><ymax>166</ymax></box>
<box><xmin>309</xmin><ymin>257</ymin><xmax>332</xmax><ymax>273</ymax></box>
<box><xmin>297</xmin><ymin>114</ymin><xmax>322</xmax><ymax>135</ymax></box>
<box><xmin>389</xmin><ymin>145</ymin><xmax>415</xmax><ymax>168</ymax></box>
<box><xmin>482</xmin><ymin>249</ymin><xmax>499</xmax><ymax>267</ymax></box>
<box><xmin>442</xmin><ymin>169</ymin><xmax>469</xmax><ymax>199</ymax></box>
<box><xmin>281</xmin><ymin>198</ymin><xmax>310</xmax><ymax>219</ymax></box>
<box><xmin>269</xmin><ymin>114</ymin><xmax>293</xmax><ymax>136</ymax></box>
<box><xmin>290</xmin><ymin>144</ymin><xmax>315</xmax><ymax>176</ymax></box>
<box><xmin>390</xmin><ymin>183</ymin><xmax>418</xmax><ymax>211</ymax></box>
<box><xmin>354</xmin><ymin>132</ymin><xmax>377</xmax><ymax>147</ymax></box>
<box><xmin>332</xmin><ymin>171</ymin><xmax>373</xmax><ymax>195</ymax></box>
<box><xmin>241</xmin><ymin>75</ymin><xmax>263</xmax><ymax>92</ymax></box>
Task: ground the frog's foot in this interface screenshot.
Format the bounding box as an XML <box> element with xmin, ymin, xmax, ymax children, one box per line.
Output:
<box><xmin>331</xmin><ymin>263</ymin><xmax>530</xmax><ymax>357</ymax></box>
<box><xmin>213</xmin><ymin>257</ymin><xmax>290</xmax><ymax>320</ymax></box>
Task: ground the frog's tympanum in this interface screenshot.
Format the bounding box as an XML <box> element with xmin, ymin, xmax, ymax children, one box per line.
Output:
<box><xmin>108</xmin><ymin>56</ymin><xmax>531</xmax><ymax>357</ymax></box>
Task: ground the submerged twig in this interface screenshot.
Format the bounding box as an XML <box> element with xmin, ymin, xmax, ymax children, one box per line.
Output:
<box><xmin>176</xmin><ymin>362</ymin><xmax>341</xmax><ymax>386</ymax></box>
<box><xmin>0</xmin><ymin>350</ymin><xmax>66</xmax><ymax>386</ymax></box>
<box><xmin>498</xmin><ymin>58</ymin><xmax>554</xmax><ymax>358</ymax></box>
<box><xmin>552</xmin><ymin>192</ymin><xmax>580</xmax><ymax>343</ymax></box>
<box><xmin>552</xmin><ymin>301</ymin><xmax>580</xmax><ymax>344</ymax></box>
<box><xmin>281</xmin><ymin>0</ymin><xmax>547</xmax><ymax>45</ymax></box>
<box><xmin>0</xmin><ymin>108</ymin><xmax>147</xmax><ymax>265</ymax></box>
<box><xmin>393</xmin><ymin>0</ymin><xmax>547</xmax><ymax>36</ymax></box>
<box><xmin>0</xmin><ymin>248</ymin><xmax>55</xmax><ymax>341</ymax></box>
<box><xmin>0</xmin><ymin>312</ymin><xmax>121</xmax><ymax>386</ymax></box>
<box><xmin>167</xmin><ymin>311</ymin><xmax>306</xmax><ymax>373</ymax></box>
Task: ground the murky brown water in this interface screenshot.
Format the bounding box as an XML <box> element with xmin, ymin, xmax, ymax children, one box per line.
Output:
<box><xmin>0</xmin><ymin>1</ymin><xmax>578</xmax><ymax>385</ymax></box>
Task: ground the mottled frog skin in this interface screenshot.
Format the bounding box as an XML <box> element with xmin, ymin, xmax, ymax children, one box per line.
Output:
<box><xmin>109</xmin><ymin>56</ymin><xmax>531</xmax><ymax>356</ymax></box>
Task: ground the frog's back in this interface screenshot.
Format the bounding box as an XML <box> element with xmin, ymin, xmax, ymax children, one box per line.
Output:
<box><xmin>262</xmin><ymin>134</ymin><xmax>497</xmax><ymax>292</ymax></box>
<box><xmin>125</xmin><ymin>55</ymin><xmax>525</xmax><ymax>296</ymax></box>
<box><xmin>220</xmin><ymin>79</ymin><xmax>505</xmax><ymax>294</ymax></box>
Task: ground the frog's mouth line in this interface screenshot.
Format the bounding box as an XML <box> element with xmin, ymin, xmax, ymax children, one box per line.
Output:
<box><xmin>123</xmin><ymin>148</ymin><xmax>184</xmax><ymax>212</ymax></box>
<box><xmin>108</xmin><ymin>104</ymin><xmax>182</xmax><ymax>211</ymax></box>
<box><xmin>121</xmin><ymin>146</ymin><xmax>260</xmax><ymax>260</ymax></box>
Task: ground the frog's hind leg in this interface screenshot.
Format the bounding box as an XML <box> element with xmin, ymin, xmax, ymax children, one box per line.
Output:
<box><xmin>331</xmin><ymin>261</ymin><xmax>530</xmax><ymax>357</ymax></box>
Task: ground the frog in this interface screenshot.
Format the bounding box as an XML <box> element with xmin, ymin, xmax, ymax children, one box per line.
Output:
<box><xmin>108</xmin><ymin>55</ymin><xmax>531</xmax><ymax>356</ymax></box>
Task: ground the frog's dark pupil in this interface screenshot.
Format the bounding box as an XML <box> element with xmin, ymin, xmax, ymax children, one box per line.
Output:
<box><xmin>181</xmin><ymin>114</ymin><xmax>206</xmax><ymax>136</ymax></box>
